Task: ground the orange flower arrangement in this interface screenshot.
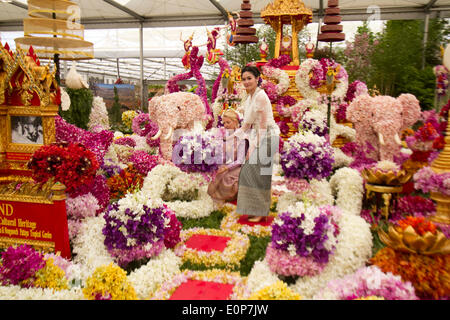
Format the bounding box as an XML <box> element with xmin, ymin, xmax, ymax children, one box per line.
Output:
<box><xmin>106</xmin><ymin>164</ymin><xmax>144</xmax><ymax>200</ymax></box>
<box><xmin>370</xmin><ymin>247</ymin><xmax>450</xmax><ymax>300</ymax></box>
<box><xmin>397</xmin><ymin>216</ymin><xmax>437</xmax><ymax>236</ymax></box>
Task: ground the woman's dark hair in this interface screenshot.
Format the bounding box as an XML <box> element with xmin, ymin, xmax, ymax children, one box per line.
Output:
<box><xmin>241</xmin><ymin>65</ymin><xmax>261</xmax><ymax>79</ymax></box>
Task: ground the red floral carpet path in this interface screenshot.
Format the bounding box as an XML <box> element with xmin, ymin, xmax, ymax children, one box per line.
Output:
<box><xmin>237</xmin><ymin>215</ymin><xmax>274</xmax><ymax>227</ymax></box>
<box><xmin>185</xmin><ymin>234</ymin><xmax>231</xmax><ymax>252</ymax></box>
<box><xmin>169</xmin><ymin>280</ymin><xmax>235</xmax><ymax>300</ymax></box>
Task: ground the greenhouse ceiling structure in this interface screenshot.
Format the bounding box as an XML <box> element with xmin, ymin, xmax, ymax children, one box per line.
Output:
<box><xmin>0</xmin><ymin>0</ymin><xmax>449</xmax><ymax>104</ymax></box>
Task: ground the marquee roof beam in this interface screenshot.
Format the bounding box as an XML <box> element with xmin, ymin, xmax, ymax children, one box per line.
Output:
<box><xmin>103</xmin><ymin>0</ymin><xmax>145</xmax><ymax>22</ymax></box>
<box><xmin>208</xmin><ymin>0</ymin><xmax>229</xmax><ymax>21</ymax></box>
<box><xmin>10</xmin><ymin>1</ymin><xmax>27</xmax><ymax>10</ymax></box>
<box><xmin>424</xmin><ymin>0</ymin><xmax>440</xmax><ymax>11</ymax></box>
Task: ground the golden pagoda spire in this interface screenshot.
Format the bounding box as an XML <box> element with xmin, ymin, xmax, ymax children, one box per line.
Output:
<box><xmin>261</xmin><ymin>0</ymin><xmax>312</xmax><ymax>65</ymax></box>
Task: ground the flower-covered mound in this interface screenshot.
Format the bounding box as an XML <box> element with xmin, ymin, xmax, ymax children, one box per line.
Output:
<box><xmin>174</xmin><ymin>228</ymin><xmax>250</xmax><ymax>269</ymax></box>
<box><xmin>173</xmin><ymin>129</ymin><xmax>222</xmax><ymax>173</ymax></box>
<box><xmin>314</xmin><ymin>266</ymin><xmax>417</xmax><ymax>300</ymax></box>
<box><xmin>28</xmin><ymin>142</ymin><xmax>99</xmax><ymax>194</ymax></box>
<box><xmin>246</xmin><ymin>207</ymin><xmax>372</xmax><ymax>299</ymax></box>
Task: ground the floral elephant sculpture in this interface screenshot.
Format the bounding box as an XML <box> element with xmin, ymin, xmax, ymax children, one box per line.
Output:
<box><xmin>347</xmin><ymin>93</ymin><xmax>421</xmax><ymax>161</ymax></box>
<box><xmin>148</xmin><ymin>92</ymin><xmax>208</xmax><ymax>159</ymax></box>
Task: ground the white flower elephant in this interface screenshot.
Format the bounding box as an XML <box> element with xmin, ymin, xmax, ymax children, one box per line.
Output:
<box><xmin>148</xmin><ymin>92</ymin><xmax>208</xmax><ymax>159</ymax></box>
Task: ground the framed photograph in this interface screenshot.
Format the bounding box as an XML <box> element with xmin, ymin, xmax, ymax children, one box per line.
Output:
<box><xmin>10</xmin><ymin>116</ymin><xmax>44</xmax><ymax>145</ymax></box>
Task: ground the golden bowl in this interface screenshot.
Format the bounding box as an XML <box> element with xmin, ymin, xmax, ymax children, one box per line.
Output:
<box><xmin>378</xmin><ymin>225</ymin><xmax>450</xmax><ymax>255</ymax></box>
<box><xmin>361</xmin><ymin>168</ymin><xmax>412</xmax><ymax>186</ymax></box>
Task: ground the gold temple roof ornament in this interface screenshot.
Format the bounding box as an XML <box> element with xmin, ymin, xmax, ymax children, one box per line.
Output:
<box><xmin>261</xmin><ymin>0</ymin><xmax>312</xmax><ymax>22</ymax></box>
<box><xmin>260</xmin><ymin>0</ymin><xmax>313</xmax><ymax>65</ymax></box>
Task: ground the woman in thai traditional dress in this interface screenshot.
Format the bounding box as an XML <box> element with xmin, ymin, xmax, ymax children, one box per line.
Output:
<box><xmin>207</xmin><ymin>109</ymin><xmax>248</xmax><ymax>205</ymax></box>
<box><xmin>231</xmin><ymin>65</ymin><xmax>280</xmax><ymax>222</ymax></box>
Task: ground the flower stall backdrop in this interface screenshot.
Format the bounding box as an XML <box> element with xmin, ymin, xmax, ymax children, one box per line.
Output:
<box><xmin>1</xmin><ymin>25</ymin><xmax>450</xmax><ymax>302</ymax></box>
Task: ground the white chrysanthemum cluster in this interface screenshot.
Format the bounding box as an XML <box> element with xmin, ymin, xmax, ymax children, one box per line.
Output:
<box><xmin>71</xmin><ymin>216</ymin><xmax>115</xmax><ymax>278</ymax></box>
<box><xmin>277</xmin><ymin>178</ymin><xmax>334</xmax><ymax>214</ymax></box>
<box><xmin>128</xmin><ymin>249</ymin><xmax>182</xmax><ymax>299</ymax></box>
<box><xmin>88</xmin><ymin>96</ymin><xmax>110</xmax><ymax>131</ymax></box>
<box><xmin>140</xmin><ymin>164</ymin><xmax>214</xmax><ymax>218</ymax></box>
<box><xmin>329</xmin><ymin>167</ymin><xmax>364</xmax><ymax>216</ymax></box>
<box><xmin>245</xmin><ymin>260</ymin><xmax>280</xmax><ymax>294</ymax></box>
<box><xmin>0</xmin><ymin>286</ymin><xmax>85</xmax><ymax>300</ymax></box>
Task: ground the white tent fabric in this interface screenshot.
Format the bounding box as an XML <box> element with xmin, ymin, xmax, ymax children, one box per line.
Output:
<box><xmin>0</xmin><ymin>1</ymin><xmax>447</xmax><ymax>85</ymax></box>
<box><xmin>0</xmin><ymin>0</ymin><xmax>449</xmax><ymax>30</ymax></box>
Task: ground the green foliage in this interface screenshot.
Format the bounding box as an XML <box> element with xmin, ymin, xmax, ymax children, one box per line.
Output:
<box><xmin>395</xmin><ymin>65</ymin><xmax>436</xmax><ymax>110</ymax></box>
<box><xmin>343</xmin><ymin>19</ymin><xmax>450</xmax><ymax>109</ymax></box>
<box><xmin>178</xmin><ymin>210</ymin><xmax>226</xmax><ymax>230</ymax></box>
<box><xmin>109</xmin><ymin>86</ymin><xmax>122</xmax><ymax>128</ymax></box>
<box><xmin>59</xmin><ymin>88</ymin><xmax>93</xmax><ymax>130</ymax></box>
<box><xmin>239</xmin><ymin>235</ymin><xmax>271</xmax><ymax>277</ymax></box>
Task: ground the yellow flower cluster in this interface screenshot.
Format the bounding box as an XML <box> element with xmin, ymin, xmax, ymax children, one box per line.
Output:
<box><xmin>176</xmin><ymin>228</ymin><xmax>250</xmax><ymax>268</ymax></box>
<box><xmin>121</xmin><ymin>110</ymin><xmax>138</xmax><ymax>131</ymax></box>
<box><xmin>33</xmin><ymin>258</ymin><xmax>69</xmax><ymax>291</ymax></box>
<box><xmin>248</xmin><ymin>281</ymin><xmax>302</xmax><ymax>300</ymax></box>
<box><xmin>354</xmin><ymin>296</ymin><xmax>385</xmax><ymax>300</ymax></box>
<box><xmin>82</xmin><ymin>263</ymin><xmax>137</xmax><ymax>300</ymax></box>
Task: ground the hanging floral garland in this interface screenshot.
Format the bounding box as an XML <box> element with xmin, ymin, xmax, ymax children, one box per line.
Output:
<box><xmin>295</xmin><ymin>58</ymin><xmax>348</xmax><ymax>101</ymax></box>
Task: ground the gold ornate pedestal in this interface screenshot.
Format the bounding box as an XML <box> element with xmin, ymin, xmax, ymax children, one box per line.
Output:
<box><xmin>365</xmin><ymin>183</ymin><xmax>404</xmax><ymax>219</ymax></box>
<box><xmin>430</xmin><ymin>192</ymin><xmax>450</xmax><ymax>224</ymax></box>
<box><xmin>429</xmin><ymin>107</ymin><xmax>450</xmax><ymax>225</ymax></box>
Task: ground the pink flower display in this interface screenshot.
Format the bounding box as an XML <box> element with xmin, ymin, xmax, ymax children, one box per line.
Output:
<box><xmin>314</xmin><ymin>266</ymin><xmax>418</xmax><ymax>300</ymax></box>
<box><xmin>128</xmin><ymin>150</ymin><xmax>160</xmax><ymax>176</ymax></box>
<box><xmin>265</xmin><ymin>243</ymin><xmax>327</xmax><ymax>277</ymax></box>
<box><xmin>55</xmin><ymin>116</ymin><xmax>114</xmax><ymax>166</ymax></box>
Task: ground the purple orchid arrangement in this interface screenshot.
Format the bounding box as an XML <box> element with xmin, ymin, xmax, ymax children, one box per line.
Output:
<box><xmin>280</xmin><ymin>131</ymin><xmax>334</xmax><ymax>181</ymax></box>
<box><xmin>266</xmin><ymin>204</ymin><xmax>341</xmax><ymax>277</ymax></box>
<box><xmin>103</xmin><ymin>202</ymin><xmax>176</xmax><ymax>267</ymax></box>
<box><xmin>172</xmin><ymin>131</ymin><xmax>222</xmax><ymax>173</ymax></box>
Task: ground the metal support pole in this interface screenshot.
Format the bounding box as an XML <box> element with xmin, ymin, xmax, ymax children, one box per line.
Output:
<box><xmin>116</xmin><ymin>58</ymin><xmax>120</xmax><ymax>79</ymax></box>
<box><xmin>422</xmin><ymin>12</ymin><xmax>430</xmax><ymax>69</ymax></box>
<box><xmin>139</xmin><ymin>22</ymin><xmax>145</xmax><ymax>111</ymax></box>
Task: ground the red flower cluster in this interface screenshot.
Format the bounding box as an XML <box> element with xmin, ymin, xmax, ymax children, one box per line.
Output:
<box><xmin>397</xmin><ymin>216</ymin><xmax>437</xmax><ymax>236</ymax></box>
<box><xmin>28</xmin><ymin>142</ymin><xmax>99</xmax><ymax>194</ymax></box>
<box><xmin>106</xmin><ymin>164</ymin><xmax>144</xmax><ymax>200</ymax></box>
<box><xmin>416</xmin><ymin>122</ymin><xmax>440</xmax><ymax>142</ymax></box>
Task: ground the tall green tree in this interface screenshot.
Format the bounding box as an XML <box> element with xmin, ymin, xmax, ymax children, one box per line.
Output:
<box><xmin>369</xmin><ymin>19</ymin><xmax>449</xmax><ymax>109</ymax></box>
<box><xmin>109</xmin><ymin>86</ymin><xmax>122</xmax><ymax>127</ymax></box>
<box><xmin>59</xmin><ymin>88</ymin><xmax>93</xmax><ymax>130</ymax></box>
